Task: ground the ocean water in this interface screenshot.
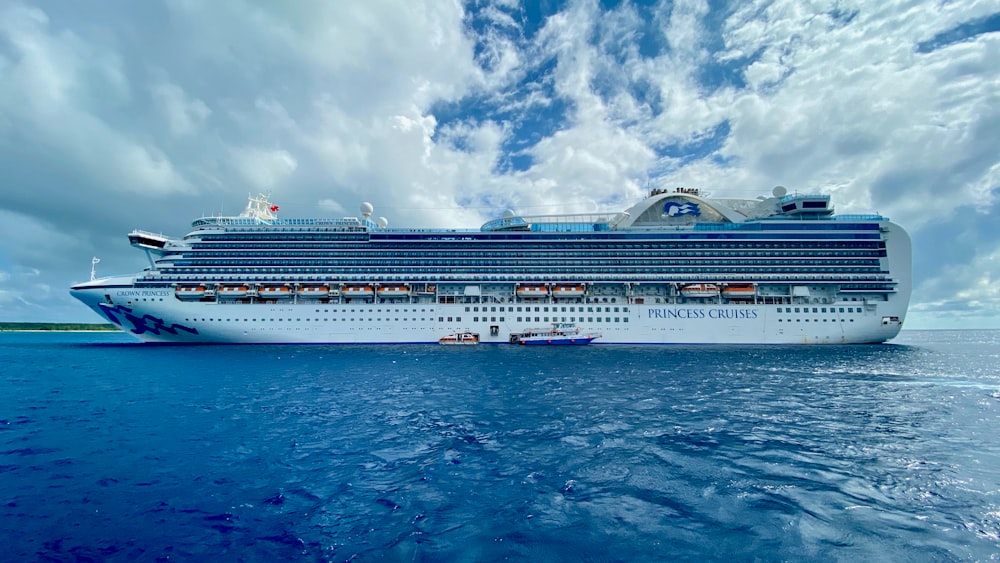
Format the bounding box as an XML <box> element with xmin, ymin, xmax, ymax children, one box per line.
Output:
<box><xmin>2</xmin><ymin>331</ymin><xmax>999</xmax><ymax>561</ymax></box>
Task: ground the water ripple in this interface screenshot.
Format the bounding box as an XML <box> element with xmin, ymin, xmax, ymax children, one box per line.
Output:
<box><xmin>1</xmin><ymin>330</ymin><xmax>999</xmax><ymax>560</ymax></box>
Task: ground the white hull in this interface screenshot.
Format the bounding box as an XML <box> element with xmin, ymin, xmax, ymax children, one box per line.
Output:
<box><xmin>71</xmin><ymin>282</ymin><xmax>907</xmax><ymax>345</ymax></box>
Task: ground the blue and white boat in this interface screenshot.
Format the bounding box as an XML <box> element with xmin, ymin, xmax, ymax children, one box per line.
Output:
<box><xmin>70</xmin><ymin>186</ymin><xmax>911</xmax><ymax>344</ymax></box>
<box><xmin>510</xmin><ymin>323</ymin><xmax>600</xmax><ymax>345</ymax></box>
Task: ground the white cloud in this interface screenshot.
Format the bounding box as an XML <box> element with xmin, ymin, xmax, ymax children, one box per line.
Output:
<box><xmin>229</xmin><ymin>147</ymin><xmax>298</xmax><ymax>192</ymax></box>
<box><xmin>153</xmin><ymin>81</ymin><xmax>211</xmax><ymax>136</ymax></box>
<box><xmin>0</xmin><ymin>1</ymin><xmax>192</xmax><ymax>196</ymax></box>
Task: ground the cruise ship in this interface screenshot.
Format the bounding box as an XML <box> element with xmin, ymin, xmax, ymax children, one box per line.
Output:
<box><xmin>70</xmin><ymin>186</ymin><xmax>911</xmax><ymax>344</ymax></box>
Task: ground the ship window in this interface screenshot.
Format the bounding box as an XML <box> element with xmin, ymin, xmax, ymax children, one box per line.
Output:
<box><xmin>623</xmin><ymin>317</ymin><xmax>629</xmax><ymax>323</ymax></box>
<box><xmin>517</xmin><ymin>317</ymin><xmax>522</xmax><ymax>322</ymax></box>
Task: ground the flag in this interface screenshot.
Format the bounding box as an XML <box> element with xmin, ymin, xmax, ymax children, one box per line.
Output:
<box><xmin>270</xmin><ymin>205</ymin><xmax>279</xmax><ymax>212</ymax></box>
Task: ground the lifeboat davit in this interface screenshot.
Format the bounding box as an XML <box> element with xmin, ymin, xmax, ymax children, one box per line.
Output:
<box><xmin>297</xmin><ymin>285</ymin><xmax>330</xmax><ymax>299</ymax></box>
<box><xmin>258</xmin><ymin>286</ymin><xmax>293</xmax><ymax>299</ymax></box>
<box><xmin>680</xmin><ymin>283</ymin><xmax>720</xmax><ymax>298</ymax></box>
<box><xmin>722</xmin><ymin>284</ymin><xmax>756</xmax><ymax>299</ymax></box>
<box><xmin>342</xmin><ymin>285</ymin><xmax>374</xmax><ymax>298</ymax></box>
<box><xmin>516</xmin><ymin>285</ymin><xmax>549</xmax><ymax>298</ymax></box>
<box><xmin>551</xmin><ymin>285</ymin><xmax>585</xmax><ymax>298</ymax></box>
<box><xmin>216</xmin><ymin>285</ymin><xmax>250</xmax><ymax>299</ymax></box>
<box><xmin>377</xmin><ymin>285</ymin><xmax>410</xmax><ymax>297</ymax></box>
<box><xmin>175</xmin><ymin>285</ymin><xmax>206</xmax><ymax>299</ymax></box>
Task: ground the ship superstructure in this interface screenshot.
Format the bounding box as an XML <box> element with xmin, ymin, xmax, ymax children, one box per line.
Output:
<box><xmin>70</xmin><ymin>187</ymin><xmax>911</xmax><ymax>344</ymax></box>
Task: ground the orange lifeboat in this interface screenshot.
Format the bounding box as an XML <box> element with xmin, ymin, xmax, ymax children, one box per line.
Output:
<box><xmin>377</xmin><ymin>285</ymin><xmax>410</xmax><ymax>297</ymax></box>
<box><xmin>551</xmin><ymin>285</ymin><xmax>585</xmax><ymax>298</ymax></box>
<box><xmin>516</xmin><ymin>285</ymin><xmax>549</xmax><ymax>298</ymax></box>
<box><xmin>216</xmin><ymin>285</ymin><xmax>250</xmax><ymax>299</ymax></box>
<box><xmin>680</xmin><ymin>283</ymin><xmax>720</xmax><ymax>298</ymax></box>
<box><xmin>297</xmin><ymin>285</ymin><xmax>330</xmax><ymax>299</ymax></box>
<box><xmin>175</xmin><ymin>285</ymin><xmax>206</xmax><ymax>299</ymax></box>
<box><xmin>341</xmin><ymin>285</ymin><xmax>374</xmax><ymax>298</ymax></box>
<box><xmin>722</xmin><ymin>284</ymin><xmax>756</xmax><ymax>299</ymax></box>
<box><xmin>258</xmin><ymin>285</ymin><xmax>293</xmax><ymax>299</ymax></box>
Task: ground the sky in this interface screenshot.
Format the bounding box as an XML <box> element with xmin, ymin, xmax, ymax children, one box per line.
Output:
<box><xmin>1</xmin><ymin>0</ymin><xmax>999</xmax><ymax>329</ymax></box>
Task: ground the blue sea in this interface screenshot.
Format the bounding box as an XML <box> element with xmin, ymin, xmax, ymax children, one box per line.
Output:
<box><xmin>2</xmin><ymin>330</ymin><xmax>999</xmax><ymax>561</ymax></box>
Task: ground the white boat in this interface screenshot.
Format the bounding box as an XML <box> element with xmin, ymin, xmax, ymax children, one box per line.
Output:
<box><xmin>175</xmin><ymin>285</ymin><xmax>206</xmax><ymax>300</ymax></box>
<box><xmin>516</xmin><ymin>285</ymin><xmax>549</xmax><ymax>298</ymax></box>
<box><xmin>258</xmin><ymin>286</ymin><xmax>293</xmax><ymax>299</ymax></box>
<box><xmin>71</xmin><ymin>187</ymin><xmax>911</xmax><ymax>344</ymax></box>
<box><xmin>216</xmin><ymin>285</ymin><xmax>249</xmax><ymax>299</ymax></box>
<box><xmin>551</xmin><ymin>285</ymin><xmax>585</xmax><ymax>298</ymax></box>
<box><xmin>439</xmin><ymin>332</ymin><xmax>480</xmax><ymax>345</ymax></box>
<box><xmin>377</xmin><ymin>285</ymin><xmax>410</xmax><ymax>298</ymax></box>
<box><xmin>680</xmin><ymin>283</ymin><xmax>719</xmax><ymax>298</ymax></box>
<box><xmin>297</xmin><ymin>285</ymin><xmax>330</xmax><ymax>299</ymax></box>
<box><xmin>342</xmin><ymin>285</ymin><xmax>374</xmax><ymax>298</ymax></box>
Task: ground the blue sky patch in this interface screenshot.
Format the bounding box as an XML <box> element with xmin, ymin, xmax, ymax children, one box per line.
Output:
<box><xmin>916</xmin><ymin>12</ymin><xmax>1000</xmax><ymax>53</ymax></box>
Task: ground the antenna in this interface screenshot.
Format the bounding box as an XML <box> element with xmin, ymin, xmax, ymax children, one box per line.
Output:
<box><xmin>90</xmin><ymin>256</ymin><xmax>101</xmax><ymax>281</ymax></box>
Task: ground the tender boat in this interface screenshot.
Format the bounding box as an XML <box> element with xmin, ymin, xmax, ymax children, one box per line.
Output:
<box><xmin>510</xmin><ymin>323</ymin><xmax>600</xmax><ymax>345</ymax></box>
<box><xmin>439</xmin><ymin>332</ymin><xmax>480</xmax><ymax>345</ymax></box>
<box><xmin>516</xmin><ymin>285</ymin><xmax>549</xmax><ymax>298</ymax></box>
<box><xmin>175</xmin><ymin>285</ymin><xmax>206</xmax><ymax>299</ymax></box>
<box><xmin>377</xmin><ymin>285</ymin><xmax>410</xmax><ymax>298</ymax></box>
<box><xmin>342</xmin><ymin>285</ymin><xmax>374</xmax><ymax>298</ymax></box>
<box><xmin>680</xmin><ymin>283</ymin><xmax>720</xmax><ymax>298</ymax></box>
<box><xmin>258</xmin><ymin>286</ymin><xmax>293</xmax><ymax>299</ymax></box>
<box><xmin>551</xmin><ymin>285</ymin><xmax>585</xmax><ymax>298</ymax></box>
<box><xmin>216</xmin><ymin>285</ymin><xmax>250</xmax><ymax>299</ymax></box>
<box><xmin>297</xmin><ymin>285</ymin><xmax>330</xmax><ymax>299</ymax></box>
<box><xmin>721</xmin><ymin>284</ymin><xmax>756</xmax><ymax>299</ymax></box>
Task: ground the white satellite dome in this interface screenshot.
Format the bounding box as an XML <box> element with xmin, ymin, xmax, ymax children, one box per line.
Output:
<box><xmin>360</xmin><ymin>202</ymin><xmax>374</xmax><ymax>217</ymax></box>
<box><xmin>377</xmin><ymin>217</ymin><xmax>389</xmax><ymax>228</ymax></box>
<box><xmin>772</xmin><ymin>186</ymin><xmax>787</xmax><ymax>197</ymax></box>
<box><xmin>502</xmin><ymin>209</ymin><xmax>515</xmax><ymax>219</ymax></box>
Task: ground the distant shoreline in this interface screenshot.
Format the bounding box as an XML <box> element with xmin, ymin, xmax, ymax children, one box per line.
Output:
<box><xmin>0</xmin><ymin>323</ymin><xmax>118</xmax><ymax>332</ymax></box>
